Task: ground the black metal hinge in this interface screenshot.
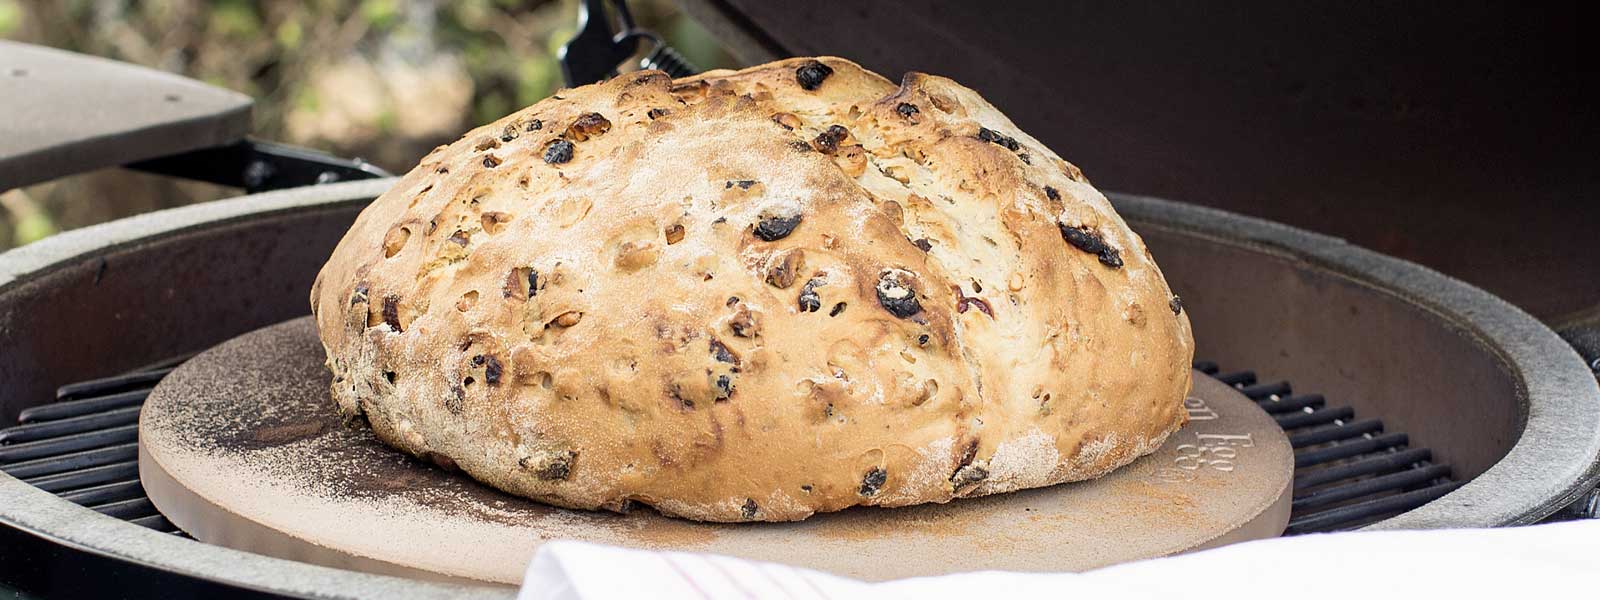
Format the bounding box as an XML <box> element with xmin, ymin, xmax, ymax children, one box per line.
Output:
<box><xmin>126</xmin><ymin>139</ymin><xmax>390</xmax><ymax>194</ymax></box>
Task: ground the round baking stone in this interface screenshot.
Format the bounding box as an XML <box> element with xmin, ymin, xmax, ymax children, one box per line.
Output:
<box><xmin>140</xmin><ymin>317</ymin><xmax>1291</xmax><ymax>585</ymax></box>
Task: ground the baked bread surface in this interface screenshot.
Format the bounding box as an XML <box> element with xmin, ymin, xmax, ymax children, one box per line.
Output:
<box><xmin>312</xmin><ymin>57</ymin><xmax>1193</xmax><ymax>522</ymax></box>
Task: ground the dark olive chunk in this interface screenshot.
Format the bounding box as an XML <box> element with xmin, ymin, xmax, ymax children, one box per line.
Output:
<box><xmin>896</xmin><ymin>102</ymin><xmax>919</xmax><ymax>118</ymax></box>
<box><xmin>741</xmin><ymin>498</ymin><xmax>759</xmax><ymax>520</ymax></box>
<box><xmin>714</xmin><ymin>374</ymin><xmax>734</xmax><ymax>400</ymax></box>
<box><xmin>912</xmin><ymin>237</ymin><xmax>933</xmax><ymax>252</ymax></box>
<box><xmin>859</xmin><ymin>467</ymin><xmax>887</xmax><ymax>496</ymax></box>
<box><xmin>710</xmin><ymin>339</ymin><xmax>740</xmax><ymax>365</ymax></box>
<box><xmin>754</xmin><ymin>214</ymin><xmax>802</xmax><ymax>241</ymax></box>
<box><xmin>976</xmin><ymin>127</ymin><xmax>1021</xmax><ymax>151</ymax></box>
<box><xmin>499</xmin><ymin>123</ymin><xmax>520</xmax><ymax>142</ymax></box>
<box><xmin>798</xmin><ymin>277</ymin><xmax>824</xmax><ymax>312</ymax></box>
<box><xmin>875</xmin><ymin>270</ymin><xmax>922</xmax><ymax>318</ymax></box>
<box><xmin>525</xmin><ymin>119</ymin><xmax>544</xmax><ymax>131</ymax></box>
<box><xmin>483</xmin><ymin>355</ymin><xmax>503</xmax><ymax>385</ymax></box>
<box><xmin>1057</xmin><ymin>223</ymin><xmax>1124</xmax><ymax>268</ymax></box>
<box><xmin>543</xmin><ymin>139</ymin><xmax>574</xmax><ymax>164</ymax></box>
<box><xmin>1044</xmin><ymin>186</ymin><xmax>1060</xmax><ymax>201</ymax></box>
<box><xmin>1170</xmin><ymin>295</ymin><xmax>1184</xmax><ymax>315</ymax></box>
<box><xmin>795</xmin><ymin>60</ymin><xmax>834</xmax><ymax>91</ymax></box>
<box><xmin>812</xmin><ymin>125</ymin><xmax>848</xmax><ymax>154</ymax></box>
<box><xmin>957</xmin><ymin>295</ymin><xmax>993</xmax><ymax>317</ymax></box>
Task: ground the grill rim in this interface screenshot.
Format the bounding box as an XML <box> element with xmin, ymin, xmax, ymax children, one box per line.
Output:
<box><xmin>1</xmin><ymin>181</ymin><xmax>1596</xmax><ymax>597</ymax></box>
<box><xmin>1114</xmin><ymin>191</ymin><xmax>1600</xmax><ymax>529</ymax></box>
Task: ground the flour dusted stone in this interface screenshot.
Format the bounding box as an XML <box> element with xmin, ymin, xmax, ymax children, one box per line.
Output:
<box><xmin>311</xmin><ymin>57</ymin><xmax>1193</xmax><ymax>522</ymax></box>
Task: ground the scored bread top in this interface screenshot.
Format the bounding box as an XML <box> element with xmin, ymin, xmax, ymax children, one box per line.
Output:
<box><xmin>311</xmin><ymin>57</ymin><xmax>1193</xmax><ymax>522</ymax></box>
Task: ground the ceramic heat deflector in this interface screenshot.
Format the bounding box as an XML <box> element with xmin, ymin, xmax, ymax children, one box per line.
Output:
<box><xmin>139</xmin><ymin>317</ymin><xmax>1291</xmax><ymax>585</ymax></box>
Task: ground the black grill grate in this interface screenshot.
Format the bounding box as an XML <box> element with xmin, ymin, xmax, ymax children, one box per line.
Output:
<box><xmin>3</xmin><ymin>358</ymin><xmax>1456</xmax><ymax>538</ymax></box>
<box><xmin>1</xmin><ymin>356</ymin><xmax>191</xmax><ymax>535</ymax></box>
<box><xmin>1191</xmin><ymin>361</ymin><xmax>1460</xmax><ymax>533</ymax></box>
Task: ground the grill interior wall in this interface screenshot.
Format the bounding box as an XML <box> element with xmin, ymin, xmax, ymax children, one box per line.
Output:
<box><xmin>1139</xmin><ymin>224</ymin><xmax>1522</xmax><ymax>484</ymax></box>
<box><xmin>0</xmin><ymin>204</ymin><xmax>366</xmax><ymax>425</ymax></box>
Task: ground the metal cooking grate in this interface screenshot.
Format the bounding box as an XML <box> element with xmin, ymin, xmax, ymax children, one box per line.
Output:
<box><xmin>2</xmin><ymin>359</ymin><xmax>1457</xmax><ymax>537</ymax></box>
<box><xmin>0</xmin><ymin>356</ymin><xmax>191</xmax><ymax>535</ymax></box>
<box><xmin>1191</xmin><ymin>361</ymin><xmax>1461</xmax><ymax>533</ymax></box>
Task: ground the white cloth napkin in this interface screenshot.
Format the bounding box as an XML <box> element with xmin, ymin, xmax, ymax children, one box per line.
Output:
<box><xmin>519</xmin><ymin>519</ymin><xmax>1600</xmax><ymax>600</ymax></box>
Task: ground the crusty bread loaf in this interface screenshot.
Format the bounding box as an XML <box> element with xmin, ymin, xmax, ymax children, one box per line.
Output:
<box><xmin>311</xmin><ymin>57</ymin><xmax>1193</xmax><ymax>522</ymax></box>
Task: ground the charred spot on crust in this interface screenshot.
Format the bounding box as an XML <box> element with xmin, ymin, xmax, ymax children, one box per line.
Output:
<box><xmin>977</xmin><ymin>127</ymin><xmax>1021</xmax><ymax>151</ymax></box>
<box><xmin>950</xmin><ymin>464</ymin><xmax>989</xmax><ymax>490</ymax></box>
<box><xmin>1170</xmin><ymin>295</ymin><xmax>1184</xmax><ymax>315</ymax></box>
<box><xmin>812</xmin><ymin>125</ymin><xmax>848</xmax><ymax>154</ymax></box>
<box><xmin>741</xmin><ymin>498</ymin><xmax>759</xmax><ymax>520</ymax></box>
<box><xmin>1057</xmin><ymin>223</ymin><xmax>1124</xmax><ymax>268</ymax></box>
<box><xmin>670</xmin><ymin>386</ymin><xmax>694</xmax><ymax>410</ymax></box>
<box><xmin>859</xmin><ymin>467</ymin><xmax>887</xmax><ymax>496</ymax></box>
<box><xmin>543</xmin><ymin>139</ymin><xmax>574</xmax><ymax>164</ymax></box>
<box><xmin>896</xmin><ymin>102</ymin><xmax>919</xmax><ymax>118</ymax></box>
<box><xmin>795</xmin><ymin>60</ymin><xmax>834</xmax><ymax>91</ymax></box>
<box><xmin>799</xmin><ymin>277</ymin><xmax>824</xmax><ymax>312</ymax></box>
<box><xmin>958</xmin><ymin>439</ymin><xmax>979</xmax><ymax>466</ymax></box>
<box><xmin>1044</xmin><ymin>186</ymin><xmax>1060</xmax><ymax>201</ymax></box>
<box><xmin>446</xmin><ymin>384</ymin><xmax>465</xmax><ymax>414</ymax></box>
<box><xmin>876</xmin><ymin>269</ymin><xmax>922</xmax><ymax>318</ymax></box>
<box><xmin>382</xmin><ymin>295</ymin><xmax>403</xmax><ymax>331</ymax></box>
<box><xmin>725</xmin><ymin>179</ymin><xmax>758</xmax><ymax>190</ymax></box>
<box><xmin>754</xmin><ymin>214</ymin><xmax>802</xmax><ymax>241</ymax></box>
<box><xmin>524</xmin><ymin>450</ymin><xmax>577</xmax><ymax>481</ymax></box>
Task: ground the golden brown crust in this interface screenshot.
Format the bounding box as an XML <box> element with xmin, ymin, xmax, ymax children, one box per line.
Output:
<box><xmin>311</xmin><ymin>57</ymin><xmax>1193</xmax><ymax>522</ymax></box>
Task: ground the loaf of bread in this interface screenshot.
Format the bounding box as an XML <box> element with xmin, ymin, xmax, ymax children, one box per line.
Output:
<box><xmin>311</xmin><ymin>57</ymin><xmax>1193</xmax><ymax>522</ymax></box>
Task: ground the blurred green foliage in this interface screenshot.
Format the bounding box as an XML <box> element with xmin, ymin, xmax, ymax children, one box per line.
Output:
<box><xmin>0</xmin><ymin>0</ymin><xmax>737</xmax><ymax>250</ymax></box>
